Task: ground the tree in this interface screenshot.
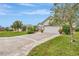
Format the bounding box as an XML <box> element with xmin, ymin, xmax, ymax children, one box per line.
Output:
<box><xmin>11</xmin><ymin>20</ymin><xmax>23</xmax><ymax>32</ymax></box>
<box><xmin>22</xmin><ymin>25</ymin><xmax>27</xmax><ymax>31</ymax></box>
<box><xmin>5</xmin><ymin>27</ymin><xmax>12</xmax><ymax>31</ymax></box>
<box><xmin>51</xmin><ymin>3</ymin><xmax>79</xmax><ymax>42</ymax></box>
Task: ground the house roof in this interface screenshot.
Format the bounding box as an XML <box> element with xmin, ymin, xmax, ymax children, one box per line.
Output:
<box><xmin>40</xmin><ymin>16</ymin><xmax>53</xmax><ymax>25</ymax></box>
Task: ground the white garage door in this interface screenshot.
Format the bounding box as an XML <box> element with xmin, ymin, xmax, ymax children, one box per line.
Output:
<box><xmin>44</xmin><ymin>26</ymin><xmax>59</xmax><ymax>34</ymax></box>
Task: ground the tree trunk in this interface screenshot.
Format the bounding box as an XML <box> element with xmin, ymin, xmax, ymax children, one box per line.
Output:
<box><xmin>69</xmin><ymin>19</ymin><xmax>74</xmax><ymax>43</ymax></box>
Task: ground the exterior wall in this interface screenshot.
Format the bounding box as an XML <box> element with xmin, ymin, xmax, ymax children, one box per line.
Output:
<box><xmin>13</xmin><ymin>28</ymin><xmax>22</xmax><ymax>32</ymax></box>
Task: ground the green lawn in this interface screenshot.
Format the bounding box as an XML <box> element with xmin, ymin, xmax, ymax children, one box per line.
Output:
<box><xmin>28</xmin><ymin>32</ymin><xmax>79</xmax><ymax>56</ymax></box>
<box><xmin>0</xmin><ymin>31</ymin><xmax>27</xmax><ymax>37</ymax></box>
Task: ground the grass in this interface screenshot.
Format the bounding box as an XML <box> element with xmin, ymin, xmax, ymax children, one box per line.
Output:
<box><xmin>0</xmin><ymin>31</ymin><xmax>27</xmax><ymax>37</ymax></box>
<box><xmin>28</xmin><ymin>32</ymin><xmax>79</xmax><ymax>56</ymax></box>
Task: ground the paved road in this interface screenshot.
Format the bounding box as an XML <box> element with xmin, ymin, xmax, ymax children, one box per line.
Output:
<box><xmin>0</xmin><ymin>27</ymin><xmax>59</xmax><ymax>56</ymax></box>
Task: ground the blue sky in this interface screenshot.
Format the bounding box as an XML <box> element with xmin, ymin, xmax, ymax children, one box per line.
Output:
<box><xmin>0</xmin><ymin>3</ymin><xmax>53</xmax><ymax>27</ymax></box>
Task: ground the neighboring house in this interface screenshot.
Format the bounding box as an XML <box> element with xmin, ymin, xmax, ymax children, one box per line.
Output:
<box><xmin>0</xmin><ymin>26</ymin><xmax>4</xmax><ymax>31</ymax></box>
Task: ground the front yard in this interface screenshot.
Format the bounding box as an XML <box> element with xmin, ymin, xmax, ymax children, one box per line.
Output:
<box><xmin>0</xmin><ymin>31</ymin><xmax>27</xmax><ymax>37</ymax></box>
<box><xmin>28</xmin><ymin>32</ymin><xmax>79</xmax><ymax>56</ymax></box>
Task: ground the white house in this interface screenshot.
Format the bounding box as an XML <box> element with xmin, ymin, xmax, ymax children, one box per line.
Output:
<box><xmin>37</xmin><ymin>16</ymin><xmax>59</xmax><ymax>34</ymax></box>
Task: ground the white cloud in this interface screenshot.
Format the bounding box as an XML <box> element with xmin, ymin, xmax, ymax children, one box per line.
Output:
<box><xmin>18</xmin><ymin>3</ymin><xmax>35</xmax><ymax>7</ymax></box>
<box><xmin>0</xmin><ymin>4</ymin><xmax>12</xmax><ymax>16</ymax></box>
<box><xmin>3</xmin><ymin>4</ymin><xmax>11</xmax><ymax>8</ymax></box>
<box><xmin>21</xmin><ymin>9</ymin><xmax>50</xmax><ymax>15</ymax></box>
<box><xmin>0</xmin><ymin>4</ymin><xmax>50</xmax><ymax>16</ymax></box>
<box><xmin>0</xmin><ymin>9</ymin><xmax>7</xmax><ymax>15</ymax></box>
<box><xmin>0</xmin><ymin>4</ymin><xmax>11</xmax><ymax>8</ymax></box>
<box><xmin>0</xmin><ymin>12</ymin><xmax>6</xmax><ymax>15</ymax></box>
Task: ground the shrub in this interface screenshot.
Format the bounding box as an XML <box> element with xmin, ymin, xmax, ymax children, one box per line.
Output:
<box><xmin>75</xmin><ymin>27</ymin><xmax>79</xmax><ymax>32</ymax></box>
<box><xmin>22</xmin><ymin>25</ymin><xmax>27</xmax><ymax>31</ymax></box>
<box><xmin>58</xmin><ymin>28</ymin><xmax>63</xmax><ymax>34</ymax></box>
<box><xmin>5</xmin><ymin>27</ymin><xmax>13</xmax><ymax>31</ymax></box>
<box><xmin>41</xmin><ymin>29</ymin><xmax>44</xmax><ymax>33</ymax></box>
<box><xmin>75</xmin><ymin>20</ymin><xmax>79</xmax><ymax>32</ymax></box>
<box><xmin>62</xmin><ymin>24</ymin><xmax>70</xmax><ymax>35</ymax></box>
<box><xmin>26</xmin><ymin>26</ymin><xmax>36</xmax><ymax>34</ymax></box>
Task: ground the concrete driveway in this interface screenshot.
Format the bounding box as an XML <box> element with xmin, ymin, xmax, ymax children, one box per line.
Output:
<box><xmin>0</xmin><ymin>26</ymin><xmax>59</xmax><ymax>56</ymax></box>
